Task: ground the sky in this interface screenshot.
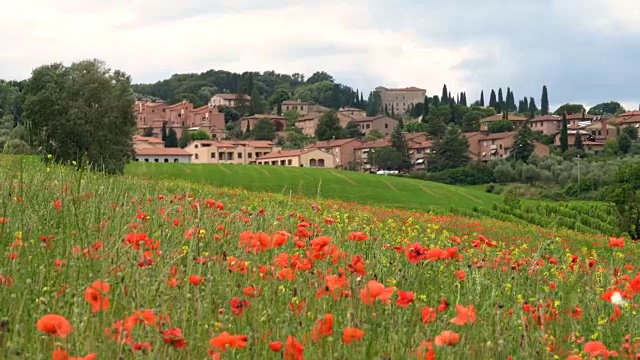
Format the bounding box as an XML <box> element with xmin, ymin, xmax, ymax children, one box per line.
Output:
<box><xmin>1</xmin><ymin>0</ymin><xmax>639</xmax><ymax>111</ymax></box>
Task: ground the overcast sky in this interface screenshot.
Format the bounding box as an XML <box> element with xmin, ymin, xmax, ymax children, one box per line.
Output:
<box><xmin>1</xmin><ymin>0</ymin><xmax>638</xmax><ymax>110</ymax></box>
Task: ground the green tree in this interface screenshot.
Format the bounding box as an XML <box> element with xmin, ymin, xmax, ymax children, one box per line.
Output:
<box><xmin>403</xmin><ymin>121</ymin><xmax>429</xmax><ymax>133</ymax></box>
<box><xmin>554</xmin><ymin>103</ymin><xmax>585</xmax><ymax>116</ymax></box>
<box><xmin>441</xmin><ymin>84</ymin><xmax>449</xmax><ymax>104</ymax></box>
<box><xmin>178</xmin><ymin>127</ymin><xmax>191</xmax><ymax>148</ymax></box>
<box><xmin>390</xmin><ymin>125</ymin><xmax>411</xmax><ymax>170</ymax></box>
<box><xmin>487</xmin><ymin>120</ymin><xmax>514</xmax><ymax>133</ymax></box>
<box><xmin>190</xmin><ymin>130</ymin><xmax>210</xmax><ymax>140</ymax></box>
<box><xmin>315</xmin><ymin>110</ymin><xmax>345</xmax><ymax>141</ymax></box>
<box><xmin>603</xmin><ymin>162</ymin><xmax>640</xmax><ymax>239</ymax></box>
<box><xmin>428</xmin><ymin>126</ymin><xmax>470</xmax><ymax>172</ymax></box>
<box><xmin>172</xmin><ymin>93</ymin><xmax>203</xmax><ymax>108</ymax></box>
<box><xmin>425</xmin><ymin>114</ymin><xmax>447</xmax><ymax>139</ymax></box>
<box><xmin>541</xmin><ymin>85</ymin><xmax>550</xmax><ymax>115</ymax></box>
<box><xmin>560</xmin><ymin>113</ymin><xmax>569</xmax><ymax>153</ymax></box>
<box><xmin>409</xmin><ymin>102</ymin><xmax>424</xmax><ymax>119</ymax></box>
<box><xmin>143</xmin><ymin>127</ymin><xmax>154</xmax><ymax>137</ymax></box>
<box><xmin>479</xmin><ymin>90</ymin><xmax>485</xmax><ymax>107</ymax></box>
<box><xmin>249</xmin><ymin>88</ymin><xmax>264</xmax><ymax>115</ymax></box>
<box><xmin>489</xmin><ymin>89</ymin><xmax>498</xmax><ymax>112</ymax></box>
<box><xmin>511</xmin><ymin>122</ymin><xmax>535</xmax><ymax>162</ymax></box>
<box><xmin>421</xmin><ymin>97</ymin><xmax>430</xmax><ymax>123</ymax></box>
<box><xmin>251</xmin><ymin>118</ymin><xmax>277</xmax><ymax>141</ymax></box>
<box><xmin>0</xmin><ymin>114</ymin><xmax>13</xmax><ymax>149</ymax></box>
<box><xmin>306</xmin><ymin>71</ymin><xmax>334</xmax><ymax>84</ymax></box>
<box><xmin>528</xmin><ymin>97</ymin><xmax>538</xmax><ymax>113</ymax></box>
<box><xmin>23</xmin><ymin>59</ymin><xmax>136</xmax><ymax>174</ymax></box>
<box><xmin>364</xmin><ymin>129</ymin><xmax>384</xmax><ymax>141</ymax></box>
<box><xmin>161</xmin><ymin>121</ymin><xmax>168</xmax><ymax>141</ymax></box>
<box><xmin>366</xmin><ymin>91</ymin><xmax>382</xmax><ymax>116</ymax></box>
<box><xmin>219</xmin><ymin>106</ymin><xmax>241</xmax><ymax>123</ymax></box>
<box><xmin>618</xmin><ymin>132</ymin><xmax>632</xmax><ymax>154</ymax></box>
<box><xmin>574</xmin><ymin>131</ymin><xmax>584</xmax><ymax>151</ymax></box>
<box><xmin>283</xmin><ymin>109</ymin><xmax>300</xmax><ymax>127</ymax></box>
<box><xmin>345</xmin><ymin>121</ymin><xmax>364</xmax><ymax>139</ymax></box>
<box><xmin>461</xmin><ymin>111</ymin><xmax>481</xmax><ymax>132</ymax></box>
<box><xmin>165</xmin><ymin>128</ymin><xmax>179</xmax><ymax>147</ymax></box>
<box><xmin>621</xmin><ymin>126</ymin><xmax>638</xmax><ymax>141</ymax></box>
<box><xmin>268</xmin><ymin>89</ymin><xmax>291</xmax><ymax>108</ymax></box>
<box><xmin>369</xmin><ymin>147</ymin><xmax>403</xmax><ymax>170</ymax></box>
<box><xmin>588</xmin><ymin>101</ymin><xmax>625</xmax><ymax>115</ymax></box>
<box><xmin>276</xmin><ymin>102</ymin><xmax>283</xmax><ymax>116</ymax></box>
<box><xmin>497</xmin><ymin>88</ymin><xmax>504</xmax><ymax>113</ymax></box>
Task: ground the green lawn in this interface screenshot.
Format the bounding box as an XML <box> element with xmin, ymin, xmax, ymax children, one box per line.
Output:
<box><xmin>125</xmin><ymin>163</ymin><xmax>501</xmax><ymax>211</ymax></box>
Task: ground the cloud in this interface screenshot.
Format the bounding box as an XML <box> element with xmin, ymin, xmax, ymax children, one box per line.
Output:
<box><xmin>0</xmin><ymin>0</ymin><xmax>479</xmax><ymax>99</ymax></box>
<box><xmin>0</xmin><ymin>0</ymin><xmax>637</xmax><ymax>110</ymax></box>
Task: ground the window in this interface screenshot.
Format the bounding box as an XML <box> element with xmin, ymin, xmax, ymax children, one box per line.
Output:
<box><xmin>318</xmin><ymin>159</ymin><xmax>325</xmax><ymax>167</ymax></box>
<box><xmin>174</xmin><ymin>159</ymin><xmax>179</xmax><ymax>163</ymax></box>
<box><xmin>227</xmin><ymin>152</ymin><xmax>234</xmax><ymax>160</ymax></box>
<box><xmin>248</xmin><ymin>153</ymin><xmax>253</xmax><ymax>158</ymax></box>
<box><xmin>195</xmin><ymin>144</ymin><xmax>199</xmax><ymax>149</ymax></box>
<box><xmin>135</xmin><ymin>158</ymin><xmax>139</xmax><ymax>162</ymax></box>
<box><xmin>144</xmin><ymin>158</ymin><xmax>149</xmax><ymax>162</ymax></box>
<box><xmin>384</xmin><ymin>123</ymin><xmax>388</xmax><ymax>129</ymax></box>
<box><xmin>310</xmin><ymin>159</ymin><xmax>317</xmax><ymax>167</ymax></box>
<box><xmin>499</xmin><ymin>144</ymin><xmax>503</xmax><ymax>150</ymax></box>
<box><xmin>280</xmin><ymin>160</ymin><xmax>286</xmax><ymax>165</ymax></box>
<box><xmin>366</xmin><ymin>124</ymin><xmax>371</xmax><ymax>129</ymax></box>
<box><xmin>164</xmin><ymin>158</ymin><xmax>169</xmax><ymax>163</ymax></box>
<box><xmin>211</xmin><ymin>152</ymin><xmax>216</xmax><ymax>158</ymax></box>
<box><xmin>195</xmin><ymin>154</ymin><xmax>199</xmax><ymax>160</ymax></box>
<box><xmin>238</xmin><ymin>152</ymin><xmax>243</xmax><ymax>159</ymax></box>
<box><xmin>287</xmin><ymin>159</ymin><xmax>292</xmax><ymax>165</ymax></box>
<box><xmin>154</xmin><ymin>159</ymin><xmax>159</xmax><ymax>163</ymax></box>
<box><xmin>271</xmin><ymin>161</ymin><xmax>277</xmax><ymax>165</ymax></box>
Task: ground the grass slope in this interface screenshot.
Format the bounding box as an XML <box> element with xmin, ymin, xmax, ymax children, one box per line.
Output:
<box><xmin>126</xmin><ymin>162</ymin><xmax>501</xmax><ymax>211</ymax></box>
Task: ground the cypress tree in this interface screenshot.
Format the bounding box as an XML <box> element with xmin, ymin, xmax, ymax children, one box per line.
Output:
<box><xmin>560</xmin><ymin>112</ymin><xmax>569</xmax><ymax>153</ymax></box>
<box><xmin>574</xmin><ymin>131</ymin><xmax>584</xmax><ymax>150</ymax></box>
<box><xmin>460</xmin><ymin>92</ymin><xmax>467</xmax><ymax>107</ymax></box>
<box><xmin>480</xmin><ymin>90</ymin><xmax>485</xmax><ymax>107</ymax></box>
<box><xmin>421</xmin><ymin>96</ymin><xmax>430</xmax><ymax>123</ymax></box>
<box><xmin>541</xmin><ymin>85</ymin><xmax>550</xmax><ymax>115</ymax></box>
<box><xmin>245</xmin><ymin>119</ymin><xmax>251</xmax><ymax>135</ymax></box>
<box><xmin>456</xmin><ymin>93</ymin><xmax>459</xmax><ymax>105</ymax></box>
<box><xmin>529</xmin><ymin>97</ymin><xmax>538</xmax><ymax>112</ymax></box>
<box><xmin>489</xmin><ymin>90</ymin><xmax>497</xmax><ymax>110</ymax></box>
<box><xmin>432</xmin><ymin>96</ymin><xmax>440</xmax><ymax>107</ymax></box>
<box><xmin>511</xmin><ymin>121</ymin><xmax>535</xmax><ymax>163</ymax></box>
<box><xmin>161</xmin><ymin>121</ymin><xmax>167</xmax><ymax>142</ymax></box>
<box><xmin>497</xmin><ymin>88</ymin><xmax>504</xmax><ymax>113</ymax></box>
<box><xmin>518</xmin><ymin>100</ymin><xmax>525</xmax><ymax>114</ymax></box>
<box><xmin>441</xmin><ymin>84</ymin><xmax>448</xmax><ymax>104</ymax></box>
<box><xmin>448</xmin><ymin>91</ymin><xmax>453</xmax><ymax>105</ymax></box>
<box><xmin>523</xmin><ymin>97</ymin><xmax>529</xmax><ymax>113</ymax></box>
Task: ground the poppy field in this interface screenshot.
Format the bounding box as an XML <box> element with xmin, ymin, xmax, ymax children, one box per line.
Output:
<box><xmin>1</xmin><ymin>159</ymin><xmax>639</xmax><ymax>359</ymax></box>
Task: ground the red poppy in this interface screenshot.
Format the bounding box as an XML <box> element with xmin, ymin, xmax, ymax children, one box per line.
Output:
<box><xmin>84</xmin><ymin>281</ymin><xmax>110</xmax><ymax>313</ymax></box>
<box><xmin>36</xmin><ymin>314</ymin><xmax>73</xmax><ymax>338</ymax></box>
<box><xmin>52</xmin><ymin>347</ymin><xmax>97</xmax><ymax>360</ymax></box>
<box><xmin>342</xmin><ymin>327</ymin><xmax>365</xmax><ymax>344</ymax></box>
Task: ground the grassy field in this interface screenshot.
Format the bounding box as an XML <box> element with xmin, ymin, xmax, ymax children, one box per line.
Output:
<box><xmin>1</xmin><ymin>156</ymin><xmax>639</xmax><ymax>359</ymax></box>
<box><xmin>126</xmin><ymin>162</ymin><xmax>623</xmax><ymax>236</ymax></box>
<box><xmin>125</xmin><ymin>162</ymin><xmax>503</xmax><ymax>212</ymax></box>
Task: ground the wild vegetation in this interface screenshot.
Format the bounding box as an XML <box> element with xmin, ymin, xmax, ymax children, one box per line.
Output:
<box><xmin>1</xmin><ymin>156</ymin><xmax>639</xmax><ymax>359</ymax></box>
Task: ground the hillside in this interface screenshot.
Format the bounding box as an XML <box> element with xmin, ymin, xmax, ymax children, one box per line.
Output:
<box><xmin>125</xmin><ymin>162</ymin><xmax>623</xmax><ymax>236</ymax></box>
<box><xmin>125</xmin><ymin>162</ymin><xmax>501</xmax><ymax>211</ymax></box>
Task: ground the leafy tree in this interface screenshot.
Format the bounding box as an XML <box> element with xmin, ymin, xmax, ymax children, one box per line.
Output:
<box><xmin>366</xmin><ymin>91</ymin><xmax>382</xmax><ymax>116</ymax></box>
<box><xmin>574</xmin><ymin>131</ymin><xmax>584</xmax><ymax>151</ymax></box>
<box><xmin>425</xmin><ymin>113</ymin><xmax>447</xmax><ymax>139</ymax></box>
<box><xmin>487</xmin><ymin>120</ymin><xmax>514</xmax><ymax>133</ymax></box>
<box><xmin>219</xmin><ymin>106</ymin><xmax>241</xmax><ymax>124</ymax></box>
<box><xmin>306</xmin><ymin>71</ymin><xmax>334</xmax><ymax>84</ymax></box>
<box><xmin>622</xmin><ymin>126</ymin><xmax>638</xmax><ymax>141</ymax></box>
<box><xmin>268</xmin><ymin>89</ymin><xmax>291</xmax><ymax>108</ymax></box>
<box><xmin>282</xmin><ymin>128</ymin><xmax>313</xmax><ymax>149</ymax></box>
<box><xmin>409</xmin><ymin>102</ymin><xmax>424</xmax><ymax>119</ymax></box>
<box><xmin>364</xmin><ymin>129</ymin><xmax>384</xmax><ymax>141</ymax></box>
<box><xmin>369</xmin><ymin>147</ymin><xmax>403</xmax><ymax>171</ymax></box>
<box><xmin>3</xmin><ymin>138</ymin><xmax>31</xmax><ymax>154</ymax></box>
<box><xmin>479</xmin><ymin>90</ymin><xmax>485</xmax><ymax>107</ymax></box>
<box><xmin>541</xmin><ymin>85</ymin><xmax>550</xmax><ymax>115</ymax></box>
<box><xmin>249</xmin><ymin>88</ymin><xmax>265</xmax><ymax>115</ymax></box>
<box><xmin>428</xmin><ymin>126</ymin><xmax>470</xmax><ymax>172</ymax></box>
<box><xmin>404</xmin><ymin>121</ymin><xmax>429</xmax><ymax>133</ymax></box>
<box><xmin>23</xmin><ymin>59</ymin><xmax>136</xmax><ymax>174</ymax></box>
<box><xmin>511</xmin><ymin>122</ymin><xmax>535</xmax><ymax>162</ymax></box>
<box><xmin>345</xmin><ymin>121</ymin><xmax>364</xmax><ymax>139</ymax></box>
<box><xmin>588</xmin><ymin>101</ymin><xmax>624</xmax><ymax>115</ymax></box>
<box><xmin>252</xmin><ymin>118</ymin><xmax>277</xmax><ymax>141</ymax></box>
<box><xmin>143</xmin><ymin>127</ymin><xmax>154</xmax><ymax>137</ymax></box>
<box><xmin>283</xmin><ymin>109</ymin><xmax>300</xmax><ymax>127</ymax></box>
<box><xmin>190</xmin><ymin>130</ymin><xmax>210</xmax><ymax>140</ymax></box>
<box><xmin>560</xmin><ymin>113</ymin><xmax>569</xmax><ymax>153</ymax></box>
<box><xmin>461</xmin><ymin>111</ymin><xmax>481</xmax><ymax>132</ymax></box>
<box><xmin>0</xmin><ymin>114</ymin><xmax>13</xmax><ymax>149</ymax></box>
<box><xmin>618</xmin><ymin>132</ymin><xmax>632</xmax><ymax>154</ymax></box>
<box><xmin>172</xmin><ymin>93</ymin><xmax>203</xmax><ymax>108</ymax></box>
<box><xmin>603</xmin><ymin>162</ymin><xmax>640</xmax><ymax>239</ymax></box>
<box><xmin>554</xmin><ymin>103</ymin><xmax>585</xmax><ymax>116</ymax></box>
<box><xmin>390</xmin><ymin>125</ymin><xmax>412</xmax><ymax>170</ymax></box>
<box><xmin>165</xmin><ymin>128</ymin><xmax>179</xmax><ymax>147</ymax></box>
<box><xmin>276</xmin><ymin>102</ymin><xmax>283</xmax><ymax>116</ymax></box>
<box><xmin>315</xmin><ymin>110</ymin><xmax>344</xmax><ymax>141</ymax></box>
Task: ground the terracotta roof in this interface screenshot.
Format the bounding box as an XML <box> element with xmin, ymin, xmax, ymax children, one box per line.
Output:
<box><xmin>565</xmin><ymin>112</ymin><xmax>596</xmax><ymax>120</ymax></box>
<box><xmin>354</xmin><ymin>115</ymin><xmax>397</xmax><ymax>123</ymax></box>
<box><xmin>618</xmin><ymin>111</ymin><xmax>640</xmax><ymax>117</ymax></box>
<box><xmin>312</xmin><ymin>138</ymin><xmax>361</xmax><ymax>148</ymax></box>
<box><xmin>338</xmin><ymin>107</ymin><xmax>365</xmax><ymax>112</ymax></box>
<box><xmin>190</xmin><ymin>140</ymin><xmax>275</xmax><ymax>148</ymax></box>
<box><xmin>355</xmin><ymin>138</ymin><xmax>392</xmax><ymax>149</ymax></box>
<box><xmin>296</xmin><ymin>113</ymin><xmax>323</xmax><ymax>122</ymax></box>
<box><xmin>583</xmin><ymin>141</ymin><xmax>606</xmax><ymax>146</ymax></box>
<box><xmin>480</xmin><ymin>113</ymin><xmax>529</xmax><ymax>122</ymax></box>
<box><xmin>620</xmin><ymin>115</ymin><xmax>640</xmax><ymax>124</ymax></box>
<box><xmin>531</xmin><ymin>115</ymin><xmax>561</xmax><ymax>121</ymax></box>
<box><xmin>133</xmin><ymin>135</ymin><xmax>165</xmax><ymax>144</ymax></box>
<box><xmin>409</xmin><ymin>140</ymin><xmax>433</xmax><ymax>149</ymax></box>
<box><xmin>243</xmin><ymin>114</ymin><xmax>287</xmax><ymax>120</ymax></box>
<box><xmin>257</xmin><ymin>149</ymin><xmax>317</xmax><ymax>160</ymax></box>
<box><xmin>376</xmin><ymin>86</ymin><xmax>426</xmax><ymax>92</ymax></box>
<box><xmin>192</xmin><ymin>105</ymin><xmax>216</xmax><ymax>113</ymax></box>
<box><xmin>135</xmin><ymin>148</ymin><xmax>192</xmax><ymax>156</ymax></box>
<box><xmin>165</xmin><ymin>101</ymin><xmax>192</xmax><ymax>109</ymax></box>
<box><xmin>282</xmin><ymin>99</ymin><xmax>312</xmax><ymax>105</ymax></box>
<box><xmin>479</xmin><ymin>131</ymin><xmax>517</xmax><ymax>141</ymax></box>
<box><xmin>213</xmin><ymin>94</ymin><xmax>250</xmax><ymax>100</ymax></box>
